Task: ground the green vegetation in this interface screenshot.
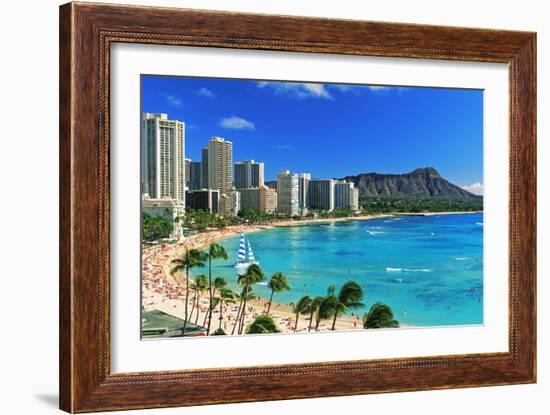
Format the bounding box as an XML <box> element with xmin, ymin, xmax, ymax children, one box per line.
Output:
<box><xmin>309</xmin><ymin>208</ymin><xmax>354</xmax><ymax>219</ymax></box>
<box><xmin>173</xmin><ymin>196</ymin><xmax>481</xmax><ymax>238</ymax></box>
<box><xmin>329</xmin><ymin>281</ymin><xmax>365</xmax><ymax>330</ymax></box>
<box><xmin>205</xmin><ymin>243</ymin><xmax>229</xmax><ymax>335</ymax></box>
<box><xmin>165</xmin><ymin>256</ymin><xmax>400</xmax><ymax>336</ymax></box>
<box><xmin>306</xmin><ymin>296</ymin><xmax>325</xmax><ymax>332</ymax></box>
<box><xmin>170</xmin><ymin>249</ymin><xmax>208</xmax><ymax>336</ymax></box>
<box><xmin>246</xmin><ymin>315</ymin><xmax>280</xmax><ymax>334</ymax></box>
<box><xmin>360</xmin><ymin>197</ymin><xmax>482</xmax><ymax>214</ymax></box>
<box><xmin>232</xmin><ymin>264</ymin><xmax>265</xmax><ymax>335</ymax></box>
<box><xmin>178</xmin><ymin>209</ymin><xmax>230</xmax><ymax>232</ymax></box>
<box><xmin>266</xmin><ymin>272</ymin><xmax>291</xmax><ymax>316</ymax></box>
<box><xmin>142</xmin><ymin>212</ymin><xmax>173</xmax><ymax>241</ymax></box>
<box><xmin>216</xmin><ymin>284</ymin><xmax>235</xmax><ymax>331</ymax></box>
<box><xmin>231</xmin><ymin>287</ymin><xmax>257</xmax><ymax>335</ymax></box>
<box><xmin>290</xmin><ymin>296</ymin><xmax>312</xmax><ymax>332</ymax></box>
<box><xmin>189</xmin><ymin>274</ymin><xmax>208</xmax><ymax>325</ymax></box>
<box><xmin>363</xmin><ymin>303</ymin><xmax>400</xmax><ymax>329</ymax></box>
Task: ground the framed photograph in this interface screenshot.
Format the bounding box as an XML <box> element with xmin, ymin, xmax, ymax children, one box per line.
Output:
<box><xmin>59</xmin><ymin>2</ymin><xmax>536</xmax><ymax>412</ymax></box>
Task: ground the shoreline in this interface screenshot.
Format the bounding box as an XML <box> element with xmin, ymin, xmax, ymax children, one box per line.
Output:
<box><xmin>141</xmin><ymin>210</ymin><xmax>479</xmax><ymax>334</ymax></box>
<box><xmin>174</xmin><ymin>210</ymin><xmax>483</xmax><ymax>251</ymax></box>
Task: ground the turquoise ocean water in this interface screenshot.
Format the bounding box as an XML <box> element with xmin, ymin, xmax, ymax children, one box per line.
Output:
<box><xmin>195</xmin><ymin>213</ymin><xmax>483</xmax><ymax>327</ymax></box>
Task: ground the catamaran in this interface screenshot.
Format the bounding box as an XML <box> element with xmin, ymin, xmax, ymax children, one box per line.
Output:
<box><xmin>234</xmin><ymin>233</ymin><xmax>259</xmax><ymax>274</ymax></box>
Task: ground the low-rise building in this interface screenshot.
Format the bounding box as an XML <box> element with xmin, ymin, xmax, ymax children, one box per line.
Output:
<box><xmin>219</xmin><ymin>190</ymin><xmax>241</xmax><ymax>217</ymax></box>
<box><xmin>142</xmin><ymin>198</ymin><xmax>185</xmax><ymax>222</ymax></box>
<box><xmin>186</xmin><ymin>189</ymin><xmax>219</xmax><ymax>214</ymax></box>
<box><xmin>240</xmin><ymin>185</ymin><xmax>278</xmax><ymax>215</ymax></box>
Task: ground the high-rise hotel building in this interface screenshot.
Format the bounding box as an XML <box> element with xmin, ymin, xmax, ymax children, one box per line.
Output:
<box><xmin>207</xmin><ymin>137</ymin><xmax>233</xmax><ymax>195</ymax></box>
<box><xmin>334</xmin><ymin>180</ymin><xmax>360</xmax><ymax>211</ymax></box>
<box><xmin>200</xmin><ymin>146</ymin><xmax>209</xmax><ymax>189</ymax></box>
<box><xmin>185</xmin><ymin>159</ymin><xmax>202</xmax><ymax>191</ymax></box>
<box><xmin>234</xmin><ymin>160</ymin><xmax>265</xmax><ymax>189</ymax></box>
<box><xmin>298</xmin><ymin>173</ymin><xmax>311</xmax><ymax>215</ymax></box>
<box><xmin>277</xmin><ymin>170</ymin><xmax>299</xmax><ymax>216</ymax></box>
<box><xmin>308</xmin><ymin>179</ymin><xmax>335</xmax><ymax>211</ymax></box>
<box><xmin>141</xmin><ymin>113</ymin><xmax>185</xmax><ymax>205</ymax></box>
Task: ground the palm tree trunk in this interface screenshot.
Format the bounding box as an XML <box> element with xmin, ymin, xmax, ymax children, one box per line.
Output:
<box><xmin>315</xmin><ymin>315</ymin><xmax>321</xmax><ymax>331</ymax></box>
<box><xmin>331</xmin><ymin>307</ymin><xmax>339</xmax><ymax>331</ymax></box>
<box><xmin>266</xmin><ymin>290</ymin><xmax>274</xmax><ymax>315</ymax></box>
<box><xmin>238</xmin><ymin>285</ymin><xmax>251</xmax><ymax>335</ymax></box>
<box><xmin>194</xmin><ymin>293</ymin><xmax>200</xmax><ymax>325</ymax></box>
<box><xmin>308</xmin><ymin>309</ymin><xmax>314</xmax><ymax>332</ymax></box>
<box><xmin>294</xmin><ymin>313</ymin><xmax>299</xmax><ymax>332</ymax></box>
<box><xmin>189</xmin><ymin>292</ymin><xmax>196</xmax><ymax>324</ymax></box>
<box><xmin>202</xmin><ymin>303</ymin><xmax>209</xmax><ymax>327</ymax></box>
<box><xmin>231</xmin><ymin>296</ymin><xmax>244</xmax><ymax>335</ymax></box>
<box><xmin>182</xmin><ymin>267</ymin><xmax>189</xmax><ymax>335</ymax></box>
<box><xmin>207</xmin><ymin>253</ymin><xmax>213</xmax><ymax>335</ymax></box>
<box><xmin>239</xmin><ymin>296</ymin><xmax>248</xmax><ymax>335</ymax></box>
<box><xmin>219</xmin><ymin>300</ymin><xmax>223</xmax><ymax>330</ymax></box>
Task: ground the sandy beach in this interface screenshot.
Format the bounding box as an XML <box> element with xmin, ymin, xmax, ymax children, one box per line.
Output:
<box><xmin>141</xmin><ymin>211</ymin><xmax>476</xmax><ymax>335</ymax></box>
<box><xmin>142</xmin><ymin>239</ymin><xmax>362</xmax><ymax>335</ymax></box>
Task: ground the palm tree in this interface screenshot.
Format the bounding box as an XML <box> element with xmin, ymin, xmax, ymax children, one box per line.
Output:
<box><xmin>192</xmin><ymin>274</ymin><xmax>208</xmax><ymax>325</ymax></box>
<box><xmin>266</xmin><ymin>272</ymin><xmax>290</xmax><ymax>316</ymax></box>
<box><xmin>203</xmin><ymin>297</ymin><xmax>220</xmax><ymax>327</ymax></box>
<box><xmin>202</xmin><ymin>277</ymin><xmax>227</xmax><ymax>328</ymax></box>
<box><xmin>170</xmin><ymin>249</ymin><xmax>207</xmax><ymax>335</ymax></box>
<box><xmin>363</xmin><ymin>303</ymin><xmax>400</xmax><ymax>329</ymax></box>
<box><xmin>237</xmin><ymin>264</ymin><xmax>265</xmax><ymax>334</ymax></box>
<box><xmin>217</xmin><ymin>287</ymin><xmax>235</xmax><ymax>331</ymax></box>
<box><xmin>290</xmin><ymin>295</ymin><xmax>311</xmax><ymax>332</ymax></box>
<box><xmin>246</xmin><ymin>315</ymin><xmax>280</xmax><ymax>334</ymax></box>
<box><xmin>188</xmin><ymin>282</ymin><xmax>199</xmax><ymax>323</ymax></box>
<box><xmin>331</xmin><ymin>281</ymin><xmax>364</xmax><ymax>331</ymax></box>
<box><xmin>231</xmin><ymin>287</ymin><xmax>257</xmax><ymax>335</ymax></box>
<box><xmin>306</xmin><ymin>296</ymin><xmax>325</xmax><ymax>332</ymax></box>
<box><xmin>315</xmin><ymin>295</ymin><xmax>336</xmax><ymax>331</ymax></box>
<box><xmin>206</xmin><ymin>243</ymin><xmax>228</xmax><ymax>335</ymax></box>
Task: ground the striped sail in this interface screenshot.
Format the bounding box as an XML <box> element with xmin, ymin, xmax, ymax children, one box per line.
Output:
<box><xmin>237</xmin><ymin>234</ymin><xmax>246</xmax><ymax>262</ymax></box>
<box><xmin>247</xmin><ymin>241</ymin><xmax>255</xmax><ymax>262</ymax></box>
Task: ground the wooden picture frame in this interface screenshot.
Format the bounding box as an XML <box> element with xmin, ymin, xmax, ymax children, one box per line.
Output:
<box><xmin>59</xmin><ymin>2</ymin><xmax>536</xmax><ymax>412</ymax></box>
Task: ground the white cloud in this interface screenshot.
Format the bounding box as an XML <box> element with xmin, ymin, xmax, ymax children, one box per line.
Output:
<box><xmin>329</xmin><ymin>84</ymin><xmax>407</xmax><ymax>95</ymax></box>
<box><xmin>257</xmin><ymin>81</ymin><xmax>332</xmax><ymax>99</ymax></box>
<box><xmin>161</xmin><ymin>93</ymin><xmax>183</xmax><ymax>107</ymax></box>
<box><xmin>220</xmin><ymin>116</ymin><xmax>255</xmax><ymax>130</ymax></box>
<box><xmin>462</xmin><ymin>182</ymin><xmax>484</xmax><ymax>195</ymax></box>
<box><xmin>196</xmin><ymin>87</ymin><xmax>215</xmax><ymax>99</ymax></box>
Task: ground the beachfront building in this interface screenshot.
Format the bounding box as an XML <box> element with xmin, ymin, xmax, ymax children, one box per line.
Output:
<box><xmin>240</xmin><ymin>185</ymin><xmax>278</xmax><ymax>215</ymax></box>
<box><xmin>260</xmin><ymin>185</ymin><xmax>278</xmax><ymax>214</ymax></box>
<box><xmin>207</xmin><ymin>137</ymin><xmax>233</xmax><ymax>195</ymax></box>
<box><xmin>298</xmin><ymin>173</ymin><xmax>311</xmax><ymax>215</ymax></box>
<box><xmin>334</xmin><ymin>180</ymin><xmax>360</xmax><ymax>211</ymax></box>
<box><xmin>219</xmin><ymin>190</ymin><xmax>241</xmax><ymax>217</ymax></box>
<box><xmin>186</xmin><ymin>189</ymin><xmax>219</xmax><ymax>214</ymax></box>
<box><xmin>200</xmin><ymin>146</ymin><xmax>209</xmax><ymax>189</ymax></box>
<box><xmin>234</xmin><ymin>160</ymin><xmax>265</xmax><ymax>189</ymax></box>
<box><xmin>185</xmin><ymin>159</ymin><xmax>202</xmax><ymax>190</ymax></box>
<box><xmin>239</xmin><ymin>188</ymin><xmax>261</xmax><ymax>213</ymax></box>
<box><xmin>277</xmin><ymin>170</ymin><xmax>299</xmax><ymax>216</ymax></box>
<box><xmin>141</xmin><ymin>113</ymin><xmax>186</xmax><ymax>205</ymax></box>
<box><xmin>142</xmin><ymin>197</ymin><xmax>185</xmax><ymax>222</ymax></box>
<box><xmin>308</xmin><ymin>179</ymin><xmax>335</xmax><ymax>211</ymax></box>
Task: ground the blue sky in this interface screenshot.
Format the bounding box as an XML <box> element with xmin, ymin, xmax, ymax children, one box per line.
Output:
<box><xmin>141</xmin><ymin>75</ymin><xmax>483</xmax><ymax>192</ymax></box>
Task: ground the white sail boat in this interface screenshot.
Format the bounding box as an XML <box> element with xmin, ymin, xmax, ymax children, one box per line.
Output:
<box><xmin>234</xmin><ymin>233</ymin><xmax>259</xmax><ymax>274</ymax></box>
